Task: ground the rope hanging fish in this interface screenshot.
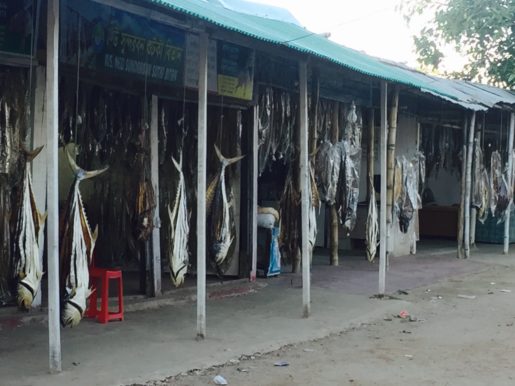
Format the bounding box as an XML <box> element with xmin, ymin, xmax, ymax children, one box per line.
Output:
<box><xmin>13</xmin><ymin>146</ymin><xmax>46</xmax><ymax>310</ymax></box>
<box><xmin>60</xmin><ymin>147</ymin><xmax>108</xmax><ymax>327</ymax></box>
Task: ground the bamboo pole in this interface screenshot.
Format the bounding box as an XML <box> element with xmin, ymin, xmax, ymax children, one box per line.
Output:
<box><xmin>379</xmin><ymin>81</ymin><xmax>388</xmax><ymax>295</ymax></box>
<box><xmin>150</xmin><ymin>95</ymin><xmax>162</xmax><ymax>296</ymax></box>
<box><xmin>464</xmin><ymin>112</ymin><xmax>476</xmax><ymax>259</ymax></box>
<box><xmin>386</xmin><ymin>86</ymin><xmax>399</xmax><ymax>255</ymax></box>
<box><xmin>457</xmin><ymin>117</ymin><xmax>468</xmax><ymax>258</ymax></box>
<box><xmin>329</xmin><ymin>100</ymin><xmax>339</xmax><ymax>266</ymax></box>
<box><xmin>299</xmin><ymin>60</ymin><xmax>311</xmax><ymax>318</ymax></box>
<box><xmin>503</xmin><ymin>112</ymin><xmax>515</xmax><ymax>254</ymax></box>
<box><xmin>250</xmin><ymin>105</ymin><xmax>258</xmax><ymax>280</ymax></box>
<box><xmin>196</xmin><ymin>32</ymin><xmax>208</xmax><ymax>339</ymax></box>
<box><xmin>46</xmin><ymin>0</ymin><xmax>61</xmax><ymax>373</ymax></box>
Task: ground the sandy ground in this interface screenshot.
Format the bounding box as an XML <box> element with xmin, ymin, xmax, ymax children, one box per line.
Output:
<box><xmin>141</xmin><ymin>263</ymin><xmax>515</xmax><ymax>386</ymax></box>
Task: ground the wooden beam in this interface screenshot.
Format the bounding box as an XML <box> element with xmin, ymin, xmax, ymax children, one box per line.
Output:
<box><xmin>329</xmin><ymin>100</ymin><xmax>339</xmax><ymax>266</ymax></box>
<box><xmin>46</xmin><ymin>0</ymin><xmax>61</xmax><ymax>373</ymax></box>
<box><xmin>196</xmin><ymin>32</ymin><xmax>208</xmax><ymax>339</ymax></box>
<box><xmin>150</xmin><ymin>95</ymin><xmax>162</xmax><ymax>296</ymax></box>
<box><xmin>31</xmin><ymin>66</ymin><xmax>47</xmax><ymax>308</ymax></box>
<box><xmin>464</xmin><ymin>112</ymin><xmax>476</xmax><ymax>259</ymax></box>
<box><xmin>457</xmin><ymin>116</ymin><xmax>467</xmax><ymax>258</ymax></box>
<box><xmin>379</xmin><ymin>81</ymin><xmax>388</xmax><ymax>295</ymax></box>
<box><xmin>504</xmin><ymin>112</ymin><xmax>515</xmax><ymax>254</ymax></box>
<box><xmin>299</xmin><ymin>60</ymin><xmax>310</xmax><ymax>318</ymax></box>
<box><xmin>250</xmin><ymin>105</ymin><xmax>258</xmax><ymax>281</ymax></box>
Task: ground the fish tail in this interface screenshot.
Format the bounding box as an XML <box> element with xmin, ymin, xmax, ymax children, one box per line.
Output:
<box><xmin>64</xmin><ymin>146</ymin><xmax>109</xmax><ymax>180</ymax></box>
<box><xmin>214</xmin><ymin>144</ymin><xmax>245</xmax><ymax>166</ymax></box>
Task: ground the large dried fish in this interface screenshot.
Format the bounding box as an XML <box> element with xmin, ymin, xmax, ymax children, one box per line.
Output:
<box><xmin>207</xmin><ymin>145</ymin><xmax>244</xmax><ymax>276</ymax></box>
<box><xmin>134</xmin><ymin>176</ymin><xmax>155</xmax><ymax>242</ymax></box>
<box><xmin>478</xmin><ymin>169</ymin><xmax>490</xmax><ymax>224</ymax></box>
<box><xmin>366</xmin><ymin>178</ymin><xmax>378</xmax><ymax>262</ymax></box>
<box><xmin>167</xmin><ymin>153</ymin><xmax>189</xmax><ymax>287</ymax></box>
<box><xmin>315</xmin><ymin>140</ymin><xmax>342</xmax><ymax>205</ymax></box>
<box><xmin>279</xmin><ymin>165</ymin><xmax>300</xmax><ymax>268</ymax></box>
<box><xmin>338</xmin><ymin>141</ymin><xmax>361</xmax><ymax>234</ymax></box>
<box><xmin>308</xmin><ymin>163</ymin><xmax>320</xmax><ymax>249</ymax></box>
<box><xmin>13</xmin><ymin>146</ymin><xmax>46</xmax><ymax>310</ymax></box>
<box><xmin>490</xmin><ymin>151</ymin><xmax>502</xmax><ymax>217</ymax></box>
<box><xmin>60</xmin><ymin>148</ymin><xmax>108</xmax><ymax>327</ymax></box>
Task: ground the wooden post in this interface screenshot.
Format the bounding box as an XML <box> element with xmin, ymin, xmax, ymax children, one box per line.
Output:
<box><xmin>464</xmin><ymin>112</ymin><xmax>476</xmax><ymax>259</ymax></box>
<box><xmin>379</xmin><ymin>81</ymin><xmax>388</xmax><ymax>295</ymax></box>
<box><xmin>329</xmin><ymin>100</ymin><xmax>339</xmax><ymax>266</ymax></box>
<box><xmin>367</xmin><ymin>107</ymin><xmax>375</xmax><ymax>199</ymax></box>
<box><xmin>386</xmin><ymin>86</ymin><xmax>399</xmax><ymax>255</ymax></box>
<box><xmin>470</xmin><ymin>132</ymin><xmax>480</xmax><ymax>248</ymax></box>
<box><xmin>196</xmin><ymin>32</ymin><xmax>208</xmax><ymax>339</ymax></box>
<box><xmin>457</xmin><ymin>116</ymin><xmax>468</xmax><ymax>258</ymax></box>
<box><xmin>32</xmin><ymin>66</ymin><xmax>47</xmax><ymax>308</ymax></box>
<box><xmin>299</xmin><ymin>60</ymin><xmax>310</xmax><ymax>318</ymax></box>
<box><xmin>504</xmin><ymin>112</ymin><xmax>515</xmax><ymax>254</ymax></box>
<box><xmin>150</xmin><ymin>95</ymin><xmax>162</xmax><ymax>296</ymax></box>
<box><xmin>250</xmin><ymin>105</ymin><xmax>258</xmax><ymax>280</ymax></box>
<box><xmin>46</xmin><ymin>0</ymin><xmax>61</xmax><ymax>373</ymax></box>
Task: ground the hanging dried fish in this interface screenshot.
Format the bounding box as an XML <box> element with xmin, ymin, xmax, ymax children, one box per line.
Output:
<box><xmin>167</xmin><ymin>153</ymin><xmax>189</xmax><ymax>287</ymax></box>
<box><xmin>207</xmin><ymin>145</ymin><xmax>244</xmax><ymax>276</ymax></box>
<box><xmin>279</xmin><ymin>165</ymin><xmax>300</xmax><ymax>266</ymax></box>
<box><xmin>13</xmin><ymin>146</ymin><xmax>46</xmax><ymax>310</ymax></box>
<box><xmin>478</xmin><ymin>169</ymin><xmax>490</xmax><ymax>224</ymax></box>
<box><xmin>257</xmin><ymin>88</ymin><xmax>272</xmax><ymax>176</ymax></box>
<box><xmin>366</xmin><ymin>178</ymin><xmax>379</xmax><ymax>262</ymax></box>
<box><xmin>471</xmin><ymin>143</ymin><xmax>483</xmax><ymax>210</ymax></box>
<box><xmin>393</xmin><ymin>158</ymin><xmax>403</xmax><ymax>216</ymax></box>
<box><xmin>314</xmin><ymin>140</ymin><xmax>342</xmax><ymax>205</ymax></box>
<box><xmin>417</xmin><ymin>151</ymin><xmax>426</xmax><ymax>193</ymax></box>
<box><xmin>338</xmin><ymin>141</ymin><xmax>361</xmax><ymax>234</ymax></box>
<box><xmin>490</xmin><ymin>151</ymin><xmax>502</xmax><ymax>217</ymax></box>
<box><xmin>0</xmin><ymin>101</ymin><xmax>13</xmax><ymax>174</ymax></box>
<box><xmin>398</xmin><ymin>157</ymin><xmax>416</xmax><ymax>234</ymax></box>
<box><xmin>60</xmin><ymin>148</ymin><xmax>108</xmax><ymax>327</ymax></box>
<box><xmin>308</xmin><ymin>163</ymin><xmax>320</xmax><ymax>249</ymax></box>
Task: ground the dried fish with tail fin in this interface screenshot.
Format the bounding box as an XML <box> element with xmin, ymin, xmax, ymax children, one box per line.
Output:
<box><xmin>366</xmin><ymin>177</ymin><xmax>379</xmax><ymax>262</ymax></box>
<box><xmin>207</xmin><ymin>145</ymin><xmax>244</xmax><ymax>276</ymax></box>
<box><xmin>13</xmin><ymin>146</ymin><xmax>46</xmax><ymax>310</ymax></box>
<box><xmin>60</xmin><ymin>147</ymin><xmax>108</xmax><ymax>327</ymax></box>
<box><xmin>167</xmin><ymin>153</ymin><xmax>189</xmax><ymax>287</ymax></box>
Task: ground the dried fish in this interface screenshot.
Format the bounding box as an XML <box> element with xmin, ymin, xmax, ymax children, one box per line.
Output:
<box><xmin>60</xmin><ymin>148</ymin><xmax>108</xmax><ymax>327</ymax></box>
<box><xmin>366</xmin><ymin>179</ymin><xmax>379</xmax><ymax>262</ymax></box>
<box><xmin>279</xmin><ymin>165</ymin><xmax>300</xmax><ymax>267</ymax></box>
<box><xmin>13</xmin><ymin>147</ymin><xmax>46</xmax><ymax>310</ymax></box>
<box><xmin>478</xmin><ymin>169</ymin><xmax>490</xmax><ymax>224</ymax></box>
<box><xmin>167</xmin><ymin>153</ymin><xmax>189</xmax><ymax>287</ymax></box>
<box><xmin>207</xmin><ymin>145</ymin><xmax>244</xmax><ymax>276</ymax></box>
<box><xmin>338</xmin><ymin>141</ymin><xmax>361</xmax><ymax>234</ymax></box>
<box><xmin>308</xmin><ymin>163</ymin><xmax>320</xmax><ymax>249</ymax></box>
<box><xmin>314</xmin><ymin>140</ymin><xmax>342</xmax><ymax>205</ymax></box>
<box><xmin>490</xmin><ymin>151</ymin><xmax>502</xmax><ymax>217</ymax></box>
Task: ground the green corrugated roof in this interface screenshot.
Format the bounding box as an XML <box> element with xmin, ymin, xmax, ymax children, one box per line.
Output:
<box><xmin>146</xmin><ymin>0</ymin><xmax>510</xmax><ymax>111</ymax></box>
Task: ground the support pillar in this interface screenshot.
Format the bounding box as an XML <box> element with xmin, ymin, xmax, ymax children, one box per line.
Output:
<box><xmin>379</xmin><ymin>81</ymin><xmax>388</xmax><ymax>295</ymax></box>
<box><xmin>504</xmin><ymin>112</ymin><xmax>515</xmax><ymax>254</ymax></box>
<box><xmin>150</xmin><ymin>95</ymin><xmax>162</xmax><ymax>296</ymax></box>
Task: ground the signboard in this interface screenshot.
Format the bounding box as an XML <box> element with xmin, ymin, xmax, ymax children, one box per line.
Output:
<box><xmin>0</xmin><ymin>0</ymin><xmax>33</xmax><ymax>56</ymax></box>
<box><xmin>61</xmin><ymin>0</ymin><xmax>185</xmax><ymax>86</ymax></box>
<box><xmin>217</xmin><ymin>42</ymin><xmax>254</xmax><ymax>101</ymax></box>
<box><xmin>184</xmin><ymin>34</ymin><xmax>218</xmax><ymax>92</ymax></box>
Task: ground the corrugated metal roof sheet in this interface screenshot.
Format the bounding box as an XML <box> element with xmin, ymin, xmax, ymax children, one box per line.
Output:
<box><xmin>147</xmin><ymin>0</ymin><xmax>515</xmax><ymax>111</ymax></box>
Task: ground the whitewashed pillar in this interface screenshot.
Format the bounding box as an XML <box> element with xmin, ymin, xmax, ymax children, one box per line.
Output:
<box><xmin>299</xmin><ymin>60</ymin><xmax>310</xmax><ymax>317</ymax></box>
<box><xmin>196</xmin><ymin>32</ymin><xmax>208</xmax><ymax>339</ymax></box>
<box><xmin>379</xmin><ymin>81</ymin><xmax>388</xmax><ymax>295</ymax></box>
<box><xmin>46</xmin><ymin>0</ymin><xmax>61</xmax><ymax>373</ymax></box>
<box><xmin>504</xmin><ymin>113</ymin><xmax>515</xmax><ymax>254</ymax></box>
<box><xmin>150</xmin><ymin>95</ymin><xmax>162</xmax><ymax>295</ymax></box>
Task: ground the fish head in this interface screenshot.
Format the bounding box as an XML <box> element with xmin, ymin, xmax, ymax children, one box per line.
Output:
<box><xmin>17</xmin><ymin>282</ymin><xmax>35</xmax><ymax>310</ymax></box>
<box><xmin>61</xmin><ymin>285</ymin><xmax>90</xmax><ymax>327</ymax></box>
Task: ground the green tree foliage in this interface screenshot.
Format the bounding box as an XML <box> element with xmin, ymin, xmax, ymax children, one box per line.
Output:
<box><xmin>400</xmin><ymin>0</ymin><xmax>514</xmax><ymax>88</ymax></box>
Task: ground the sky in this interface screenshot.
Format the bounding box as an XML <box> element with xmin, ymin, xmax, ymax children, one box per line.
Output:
<box><xmin>248</xmin><ymin>0</ymin><xmax>466</xmax><ymax>73</ymax></box>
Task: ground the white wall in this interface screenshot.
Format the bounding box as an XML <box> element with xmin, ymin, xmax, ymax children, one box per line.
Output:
<box><xmin>426</xmin><ymin>169</ymin><xmax>461</xmax><ymax>205</ymax></box>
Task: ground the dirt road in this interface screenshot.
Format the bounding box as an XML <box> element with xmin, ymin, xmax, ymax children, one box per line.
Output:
<box><xmin>139</xmin><ymin>264</ymin><xmax>515</xmax><ymax>386</ymax></box>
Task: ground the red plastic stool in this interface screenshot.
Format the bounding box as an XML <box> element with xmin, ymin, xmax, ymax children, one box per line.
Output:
<box><xmin>86</xmin><ymin>266</ymin><xmax>124</xmax><ymax>324</ymax></box>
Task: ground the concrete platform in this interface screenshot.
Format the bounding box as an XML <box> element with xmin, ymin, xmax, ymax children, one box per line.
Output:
<box><xmin>0</xmin><ymin>243</ymin><xmax>507</xmax><ymax>386</ymax></box>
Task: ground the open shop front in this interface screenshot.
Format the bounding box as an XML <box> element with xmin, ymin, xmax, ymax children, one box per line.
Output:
<box><xmin>57</xmin><ymin>0</ymin><xmax>257</xmax><ymax>301</ymax></box>
<box><xmin>0</xmin><ymin>0</ymin><xmax>48</xmax><ymax>309</ymax></box>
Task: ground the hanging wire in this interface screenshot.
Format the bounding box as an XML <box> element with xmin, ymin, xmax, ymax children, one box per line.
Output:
<box><xmin>28</xmin><ymin>0</ymin><xmax>41</xmax><ymax>145</ymax></box>
<box><xmin>74</xmin><ymin>15</ymin><xmax>82</xmax><ymax>147</ymax></box>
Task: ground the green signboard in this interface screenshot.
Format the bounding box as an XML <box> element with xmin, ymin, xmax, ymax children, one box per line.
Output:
<box><xmin>217</xmin><ymin>41</ymin><xmax>254</xmax><ymax>100</ymax></box>
<box><xmin>61</xmin><ymin>0</ymin><xmax>185</xmax><ymax>86</ymax></box>
<box><xmin>0</xmin><ymin>0</ymin><xmax>33</xmax><ymax>56</ymax></box>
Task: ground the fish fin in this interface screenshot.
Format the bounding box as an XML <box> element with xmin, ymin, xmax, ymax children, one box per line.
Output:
<box><xmin>214</xmin><ymin>144</ymin><xmax>245</xmax><ymax>166</ymax></box>
<box><xmin>91</xmin><ymin>225</ymin><xmax>99</xmax><ymax>246</ymax></box>
<box><xmin>22</xmin><ymin>144</ymin><xmax>44</xmax><ymax>162</ymax></box>
<box><xmin>171</xmin><ymin>155</ymin><xmax>181</xmax><ymax>172</ymax></box>
<box><xmin>64</xmin><ymin>145</ymin><xmax>109</xmax><ymax>180</ymax></box>
<box><xmin>38</xmin><ymin>211</ymin><xmax>48</xmax><ymax>227</ymax></box>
